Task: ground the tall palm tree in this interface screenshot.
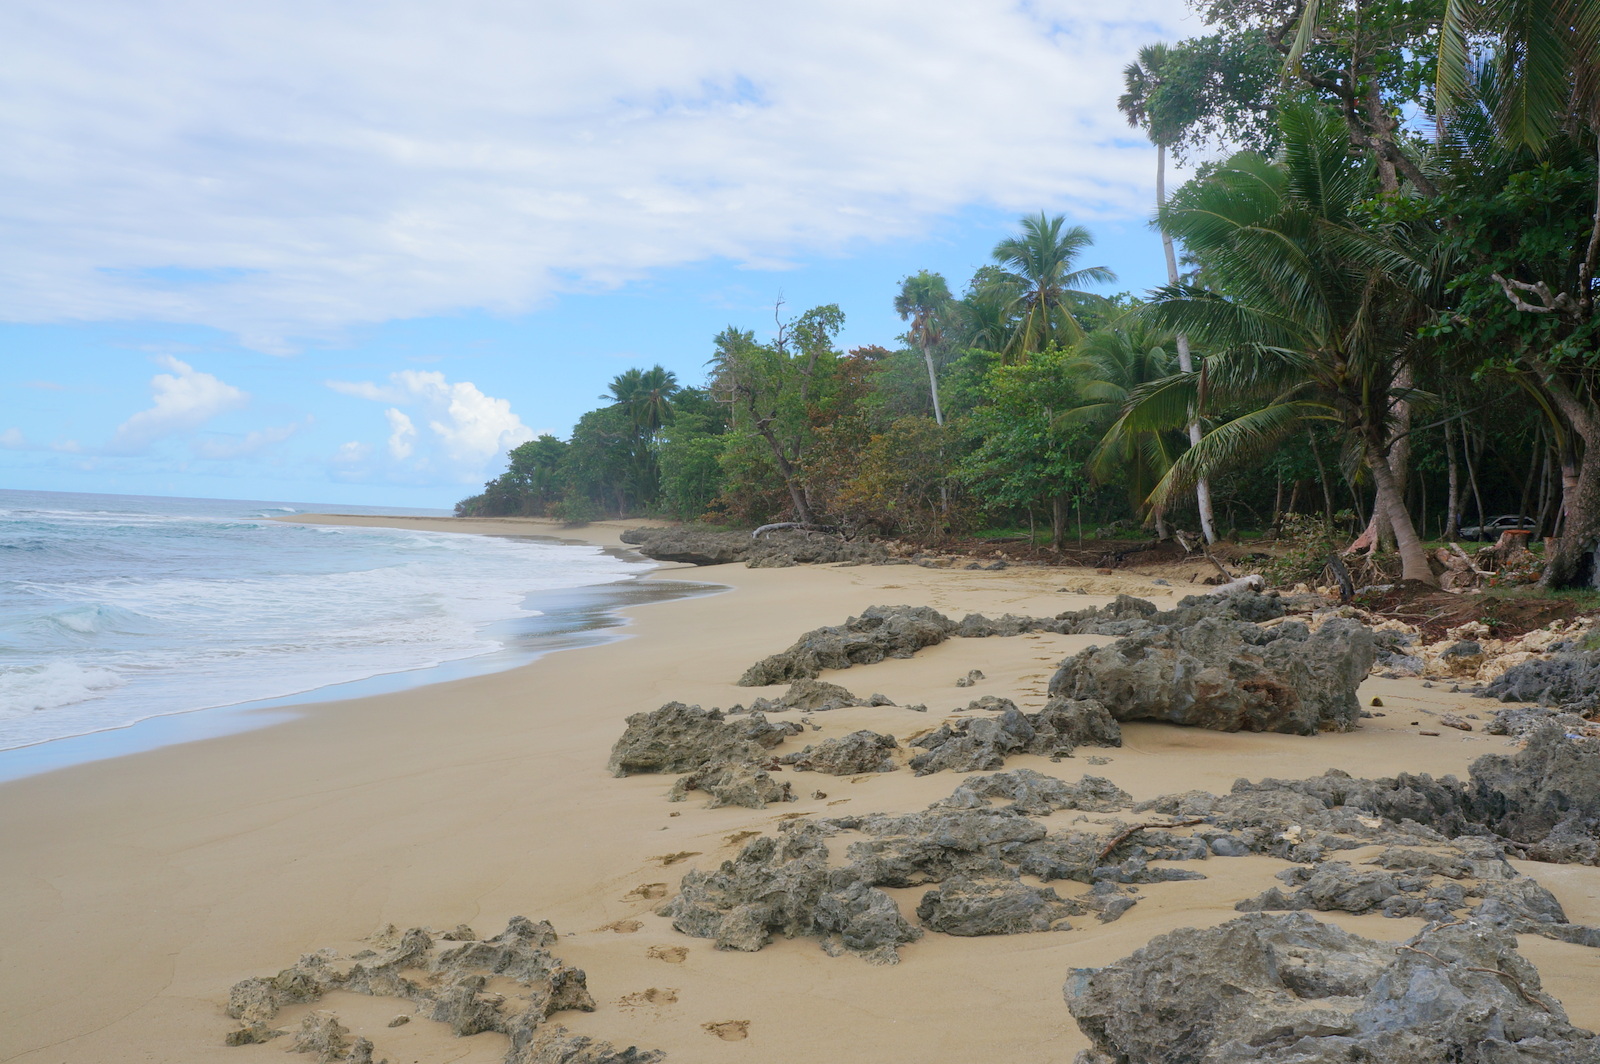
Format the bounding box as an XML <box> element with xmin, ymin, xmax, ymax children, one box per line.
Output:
<box><xmin>1145</xmin><ymin>104</ymin><xmax>1438</xmax><ymax>584</ymax></box>
<box><xmin>989</xmin><ymin>213</ymin><xmax>1115</xmax><ymax>357</ymax></box>
<box><xmin>894</xmin><ymin>270</ymin><xmax>953</xmax><ymax>425</ymax></box>
<box><xmin>604</xmin><ymin>365</ymin><xmax>680</xmax><ymax>435</ymax></box>
<box><xmin>1120</xmin><ymin>42</ymin><xmax>1218</xmax><ymax>543</ymax></box>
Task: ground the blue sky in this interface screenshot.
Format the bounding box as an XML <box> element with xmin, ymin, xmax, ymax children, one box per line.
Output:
<box><xmin>1</xmin><ymin>0</ymin><xmax>1203</xmax><ymax>509</ymax></box>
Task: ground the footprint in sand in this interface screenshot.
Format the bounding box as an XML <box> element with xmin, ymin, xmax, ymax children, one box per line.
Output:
<box><xmin>618</xmin><ymin>987</ymin><xmax>678</xmax><ymax>1007</ymax></box>
<box><xmin>596</xmin><ymin>919</ymin><xmax>643</xmax><ymax>933</ymax></box>
<box><xmin>647</xmin><ymin>945</ymin><xmax>688</xmax><ymax>963</ymax></box>
<box><xmin>652</xmin><ymin>851</ymin><xmax>702</xmax><ymax>866</ymax></box>
<box><xmin>623</xmin><ymin>883</ymin><xmax>668</xmax><ymax>901</ymax></box>
<box><xmin>703</xmin><ymin>1021</ymin><xmax>750</xmax><ymax>1041</ymax></box>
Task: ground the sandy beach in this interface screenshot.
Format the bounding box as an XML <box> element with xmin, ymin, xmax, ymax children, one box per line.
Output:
<box><xmin>3</xmin><ymin>514</ymin><xmax>1598</xmax><ymax>1063</ymax></box>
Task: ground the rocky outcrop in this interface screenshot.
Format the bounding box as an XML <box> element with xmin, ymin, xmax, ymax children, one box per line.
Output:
<box><xmin>915</xmin><ymin>878</ymin><xmax>1078</xmax><ymax>935</ymax></box>
<box><xmin>1468</xmin><ymin>723</ymin><xmax>1600</xmax><ymax>863</ymax></box>
<box><xmin>748</xmin><ymin>678</ymin><xmax>861</xmax><ymax>712</ymax></box>
<box><xmin>659</xmin><ymin>771</ymin><xmax>1153</xmax><ymax>961</ymax></box>
<box><xmin>1483</xmin><ymin>649</ymin><xmax>1600</xmax><ymax>712</ymax></box>
<box><xmin>779</xmin><ymin>730</ymin><xmax>898</xmax><ymax>774</ymax></box>
<box><xmin>1048</xmin><ymin>616</ymin><xmax>1374</xmax><ymax>734</ymax></box>
<box><xmin>620</xmin><ymin>526</ymin><xmax>890</xmax><ymax>568</ymax></box>
<box><xmin>931</xmin><ymin>768</ymin><xmax>1130</xmax><ymax>816</ymax></box>
<box><xmin>907</xmin><ymin>701</ymin><xmax>1122</xmax><ymax>776</ymax></box>
<box><xmin>659</xmin><ymin>823</ymin><xmax>922</xmax><ymax>965</ymax></box>
<box><xmin>1064</xmin><ymin>914</ymin><xmax>1598</xmax><ymax>1064</ymax></box>
<box><xmin>667</xmin><ymin>760</ymin><xmax>793</xmax><ymax>808</ymax></box>
<box><xmin>738</xmin><ymin>605</ymin><xmax>958</xmax><ymax>686</ymax></box>
<box><xmin>606</xmin><ymin>702</ymin><xmax>796</xmax><ymax>776</ymax></box>
<box><xmin>223</xmin><ymin>918</ymin><xmax>639</xmax><ymax>1064</ymax></box>
<box><xmin>620</xmin><ymin>527</ymin><xmax>750</xmax><ymax>565</ymax></box>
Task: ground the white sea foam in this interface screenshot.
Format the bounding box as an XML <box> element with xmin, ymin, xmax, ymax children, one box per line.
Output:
<box><xmin>0</xmin><ymin>490</ymin><xmax>653</xmax><ymax>751</ymax></box>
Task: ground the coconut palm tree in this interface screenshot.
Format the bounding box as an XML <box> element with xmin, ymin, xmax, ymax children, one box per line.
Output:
<box><xmin>1120</xmin><ymin>42</ymin><xmax>1218</xmax><ymax>542</ymax></box>
<box><xmin>1058</xmin><ymin>324</ymin><xmax>1187</xmax><ymax>537</ymax></box>
<box><xmin>1144</xmin><ymin>104</ymin><xmax>1439</xmax><ymax>584</ymax></box>
<box><xmin>893</xmin><ymin>270</ymin><xmax>953</xmax><ymax>425</ymax></box>
<box><xmin>989</xmin><ymin>213</ymin><xmax>1115</xmax><ymax>357</ymax></box>
<box><xmin>604</xmin><ymin>365</ymin><xmax>680</xmax><ymax>435</ymax></box>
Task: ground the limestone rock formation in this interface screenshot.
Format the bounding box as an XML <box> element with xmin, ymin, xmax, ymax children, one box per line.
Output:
<box><xmin>1064</xmin><ymin>914</ymin><xmax>1598</xmax><ymax>1063</ymax></box>
<box><xmin>738</xmin><ymin>605</ymin><xmax>958</xmax><ymax>686</ymax></box>
<box><xmin>606</xmin><ymin>702</ymin><xmax>795</xmax><ymax>776</ymax></box>
<box><xmin>1484</xmin><ymin>649</ymin><xmax>1600</xmax><ymax>712</ymax></box>
<box><xmin>779</xmin><ymin>730</ymin><xmax>899</xmax><ymax>774</ymax></box>
<box><xmin>667</xmin><ymin>760</ymin><xmax>793</xmax><ymax>808</ymax></box>
<box><xmin>223</xmin><ymin>918</ymin><xmax>625</xmax><ymax>1064</ymax></box>
<box><xmin>1049</xmin><ymin>616</ymin><xmax>1374</xmax><ymax>734</ymax></box>
<box><xmin>915</xmin><ymin>877</ymin><xmax>1078</xmax><ymax>935</ymax></box>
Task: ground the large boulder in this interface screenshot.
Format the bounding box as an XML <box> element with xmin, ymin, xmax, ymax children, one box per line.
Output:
<box><xmin>1483</xmin><ymin>650</ymin><xmax>1600</xmax><ymax>712</ymax></box>
<box><xmin>606</xmin><ymin>702</ymin><xmax>795</xmax><ymax>776</ymax></box>
<box><xmin>1467</xmin><ymin>723</ymin><xmax>1600</xmax><ymax>863</ymax></box>
<box><xmin>1065</xmin><ymin>913</ymin><xmax>1597</xmax><ymax>1064</ymax></box>
<box><xmin>915</xmin><ymin>877</ymin><xmax>1078</xmax><ymax>935</ymax></box>
<box><xmin>780</xmin><ymin>730</ymin><xmax>899</xmax><ymax>774</ymax></box>
<box><xmin>1048</xmin><ymin>617</ymin><xmax>1374</xmax><ymax>734</ymax></box>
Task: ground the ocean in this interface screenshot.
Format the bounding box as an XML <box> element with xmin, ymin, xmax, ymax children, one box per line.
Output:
<box><xmin>0</xmin><ymin>489</ymin><xmax>658</xmax><ymax>758</ymax></box>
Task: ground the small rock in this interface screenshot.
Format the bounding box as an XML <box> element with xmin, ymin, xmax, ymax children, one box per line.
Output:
<box><xmin>956</xmin><ymin>669</ymin><xmax>986</xmax><ymax>688</ymax></box>
<box><xmin>386</xmin><ymin>1015</ymin><xmax>410</xmax><ymax>1028</ymax></box>
<box><xmin>1441</xmin><ymin>714</ymin><xmax>1473</xmax><ymax>732</ymax></box>
<box><xmin>1420</xmin><ymin>730</ymin><xmax>1442</xmax><ymax>736</ymax></box>
<box><xmin>1370</xmin><ymin>697</ymin><xmax>1384</xmax><ymax>707</ymax></box>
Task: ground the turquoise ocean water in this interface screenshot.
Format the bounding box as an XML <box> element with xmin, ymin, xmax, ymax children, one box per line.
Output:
<box><xmin>0</xmin><ymin>489</ymin><xmax>655</xmax><ymax>756</ymax></box>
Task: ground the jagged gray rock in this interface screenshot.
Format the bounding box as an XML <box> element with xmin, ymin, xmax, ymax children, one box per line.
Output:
<box><xmin>1488</xmin><ymin>705</ymin><xmax>1592</xmax><ymax>740</ymax></box>
<box><xmin>606</xmin><ymin>702</ymin><xmax>795</xmax><ymax>776</ymax></box>
<box><xmin>779</xmin><ymin>730</ymin><xmax>898</xmax><ymax>774</ymax></box>
<box><xmin>224</xmin><ymin>918</ymin><xmax>606</xmax><ymax>1063</ymax></box>
<box><xmin>1484</xmin><ymin>649</ymin><xmax>1600</xmax><ymax>712</ymax></box>
<box><xmin>915</xmin><ymin>877</ymin><xmax>1078</xmax><ymax>935</ymax></box>
<box><xmin>511</xmin><ymin>1026</ymin><xmax>666</xmax><ymax>1064</ymax></box>
<box><xmin>738</xmin><ymin>605</ymin><xmax>957</xmax><ymax>686</ymax></box>
<box><xmin>932</xmin><ymin>769</ymin><xmax>1130</xmax><ymax>816</ymax></box>
<box><xmin>909</xmin><ymin>707</ymin><xmax>1037</xmax><ymax>775</ymax></box>
<box><xmin>1065</xmin><ymin>914</ymin><xmax>1598</xmax><ymax>1064</ymax></box>
<box><xmin>751</xmin><ymin>678</ymin><xmax>861</xmax><ymax>712</ymax></box>
<box><xmin>1031</xmin><ymin>697</ymin><xmax>1122</xmax><ymax>749</ymax></box>
<box><xmin>289</xmin><ymin>1012</ymin><xmax>349</xmax><ymax>1062</ymax></box>
<box><xmin>1468</xmin><ymin>724</ymin><xmax>1600</xmax><ymax>862</ymax></box>
<box><xmin>667</xmin><ymin>760</ymin><xmax>793</xmax><ymax>807</ymax></box>
<box><xmin>620</xmin><ymin>527</ymin><xmax>750</xmax><ymax>565</ymax></box>
<box><xmin>620</xmin><ymin>526</ymin><xmax>890</xmax><ymax>568</ymax></box>
<box><xmin>659</xmin><ymin>823</ymin><xmax>922</xmax><ymax>964</ymax></box>
<box><xmin>1049</xmin><ymin>616</ymin><xmax>1374</xmax><ymax>734</ymax></box>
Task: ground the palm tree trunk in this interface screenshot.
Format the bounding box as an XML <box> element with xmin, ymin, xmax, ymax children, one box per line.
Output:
<box><xmin>1444</xmin><ymin>417</ymin><xmax>1461</xmax><ymax>540</ymax></box>
<box><xmin>920</xmin><ymin>346</ymin><xmax>945</xmax><ymax>426</ymax></box>
<box><xmin>1365</xmin><ymin>448</ymin><xmax>1436</xmax><ymax>585</ymax></box>
<box><xmin>1158</xmin><ymin>143</ymin><xmax>1217</xmax><ymax>543</ymax></box>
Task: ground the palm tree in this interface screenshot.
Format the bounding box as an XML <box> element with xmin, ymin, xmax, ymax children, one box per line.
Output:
<box><xmin>989</xmin><ymin>213</ymin><xmax>1115</xmax><ymax>357</ymax></box>
<box><xmin>1058</xmin><ymin>324</ymin><xmax>1187</xmax><ymax>537</ymax></box>
<box><xmin>604</xmin><ymin>365</ymin><xmax>680</xmax><ymax>435</ymax></box>
<box><xmin>1145</xmin><ymin>105</ymin><xmax>1439</xmax><ymax>584</ymax></box>
<box><xmin>894</xmin><ymin>270</ymin><xmax>953</xmax><ymax>425</ymax></box>
<box><xmin>1120</xmin><ymin>42</ymin><xmax>1218</xmax><ymax>543</ymax></box>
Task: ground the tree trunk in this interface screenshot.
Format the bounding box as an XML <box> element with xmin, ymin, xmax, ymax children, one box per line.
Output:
<box><xmin>1051</xmin><ymin>495</ymin><xmax>1065</xmax><ymax>551</ymax></box>
<box><xmin>752</xmin><ymin>418</ymin><xmax>813</xmax><ymax>525</ymax></box>
<box><xmin>1365</xmin><ymin>448</ymin><xmax>1436</xmax><ymax>585</ymax></box>
<box><xmin>921</xmin><ymin>346</ymin><xmax>944</xmax><ymax>427</ymax></box>
<box><xmin>1308</xmin><ymin>428</ymin><xmax>1335</xmax><ymax>525</ymax></box>
<box><xmin>1444</xmin><ymin>417</ymin><xmax>1461</xmax><ymax>540</ymax></box>
<box><xmin>1158</xmin><ymin>143</ymin><xmax>1218</xmax><ymax>543</ymax></box>
<box><xmin>1541</xmin><ymin>441</ymin><xmax>1600</xmax><ymax>587</ymax></box>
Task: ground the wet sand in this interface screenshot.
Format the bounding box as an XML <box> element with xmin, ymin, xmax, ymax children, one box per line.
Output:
<box><xmin>1</xmin><ymin>514</ymin><xmax>1596</xmax><ymax>1063</ymax></box>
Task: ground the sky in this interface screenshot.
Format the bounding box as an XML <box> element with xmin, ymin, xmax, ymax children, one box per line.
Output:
<box><xmin>1</xmin><ymin>0</ymin><xmax>1210</xmax><ymax>509</ymax></box>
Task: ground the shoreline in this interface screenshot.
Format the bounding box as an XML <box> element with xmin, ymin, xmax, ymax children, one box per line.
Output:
<box><xmin>2</xmin><ymin>516</ymin><xmax>1597</xmax><ymax>1062</ymax></box>
<box><xmin>0</xmin><ymin>515</ymin><xmax>698</xmax><ymax>783</ymax></box>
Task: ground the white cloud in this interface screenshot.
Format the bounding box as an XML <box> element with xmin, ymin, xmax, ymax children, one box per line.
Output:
<box><xmin>192</xmin><ymin>417</ymin><xmax>310</xmax><ymax>459</ymax></box>
<box><xmin>333</xmin><ymin>441</ymin><xmax>372</xmax><ymax>464</ymax></box>
<box><xmin>0</xmin><ymin>428</ymin><xmax>25</xmax><ymax>448</ymax></box>
<box><xmin>329</xmin><ymin>370</ymin><xmax>531</xmax><ymax>480</ymax></box>
<box><xmin>108</xmin><ymin>356</ymin><xmax>248</xmax><ymax>453</ymax></box>
<box><xmin>0</xmin><ymin>1</ymin><xmax>1191</xmax><ymax>348</ymax></box>
<box><xmin>385</xmin><ymin>408</ymin><xmax>415</xmax><ymax>460</ymax></box>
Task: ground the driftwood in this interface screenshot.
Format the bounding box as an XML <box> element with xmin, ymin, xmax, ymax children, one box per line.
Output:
<box><xmin>751</xmin><ymin>522</ymin><xmax>841</xmax><ymax>538</ymax></box>
<box><xmin>1096</xmin><ymin>818</ymin><xmax>1209</xmax><ymax>863</ymax></box>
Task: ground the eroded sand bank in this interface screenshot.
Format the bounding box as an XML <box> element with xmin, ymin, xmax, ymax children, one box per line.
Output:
<box><xmin>2</xmin><ymin>514</ymin><xmax>1597</xmax><ymax>1063</ymax></box>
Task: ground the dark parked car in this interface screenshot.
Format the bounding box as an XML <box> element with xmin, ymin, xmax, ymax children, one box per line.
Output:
<box><xmin>1458</xmin><ymin>515</ymin><xmax>1537</xmax><ymax>541</ymax></box>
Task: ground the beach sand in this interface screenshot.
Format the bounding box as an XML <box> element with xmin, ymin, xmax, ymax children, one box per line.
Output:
<box><xmin>2</xmin><ymin>515</ymin><xmax>1597</xmax><ymax>1063</ymax></box>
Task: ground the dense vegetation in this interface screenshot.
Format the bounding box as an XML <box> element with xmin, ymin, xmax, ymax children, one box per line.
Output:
<box><xmin>460</xmin><ymin>0</ymin><xmax>1600</xmax><ymax>589</ymax></box>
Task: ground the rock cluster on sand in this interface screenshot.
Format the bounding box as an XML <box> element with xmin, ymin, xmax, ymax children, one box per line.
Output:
<box><xmin>1049</xmin><ymin>615</ymin><xmax>1375</xmax><ymax>734</ymax></box>
<box><xmin>736</xmin><ymin>592</ymin><xmax>1377</xmax><ymax>738</ymax></box>
<box><xmin>605</xmin><ymin>702</ymin><xmax>804</xmax><ymax>807</ymax></box>
<box><xmin>1486</xmin><ymin>649</ymin><xmax>1600</xmax><ymax>713</ymax></box>
<box><xmin>224</xmin><ymin>918</ymin><xmax>661</xmax><ymax>1064</ymax></box>
<box><xmin>907</xmin><ymin>699</ymin><xmax>1121</xmax><ymax>775</ymax></box>
<box><xmin>619</xmin><ymin>526</ymin><xmax>891</xmax><ymax>567</ymax></box>
<box><xmin>658</xmin><ymin>770</ymin><xmax>1164</xmax><ymax>963</ymax></box>
<box><xmin>1065</xmin><ymin>913</ymin><xmax>1598</xmax><ymax>1063</ymax></box>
